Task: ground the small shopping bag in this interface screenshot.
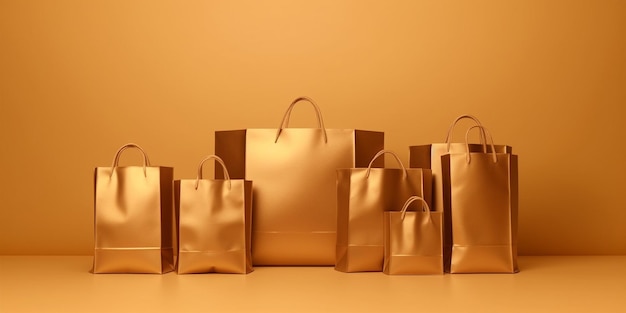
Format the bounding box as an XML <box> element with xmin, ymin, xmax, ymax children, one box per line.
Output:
<box><xmin>442</xmin><ymin>126</ymin><xmax>519</xmax><ymax>273</ymax></box>
<box><xmin>93</xmin><ymin>143</ymin><xmax>175</xmax><ymax>274</ymax></box>
<box><xmin>383</xmin><ymin>196</ymin><xmax>443</xmax><ymax>275</ymax></box>
<box><xmin>176</xmin><ymin>155</ymin><xmax>253</xmax><ymax>274</ymax></box>
<box><xmin>335</xmin><ymin>150</ymin><xmax>431</xmax><ymax>272</ymax></box>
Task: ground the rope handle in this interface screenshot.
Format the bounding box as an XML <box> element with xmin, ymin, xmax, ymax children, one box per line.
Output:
<box><xmin>110</xmin><ymin>143</ymin><xmax>150</xmax><ymax>177</ymax></box>
<box><xmin>195</xmin><ymin>155</ymin><xmax>231</xmax><ymax>190</ymax></box>
<box><xmin>365</xmin><ymin>150</ymin><xmax>407</xmax><ymax>179</ymax></box>
<box><xmin>444</xmin><ymin>114</ymin><xmax>487</xmax><ymax>145</ymax></box>
<box><xmin>399</xmin><ymin>196</ymin><xmax>432</xmax><ymax>221</ymax></box>
<box><xmin>464</xmin><ymin>125</ymin><xmax>498</xmax><ymax>164</ymax></box>
<box><xmin>275</xmin><ymin>97</ymin><xmax>328</xmax><ymax>143</ymax></box>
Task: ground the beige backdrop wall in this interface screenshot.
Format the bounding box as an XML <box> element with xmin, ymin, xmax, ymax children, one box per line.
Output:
<box><xmin>1</xmin><ymin>0</ymin><xmax>625</xmax><ymax>255</ymax></box>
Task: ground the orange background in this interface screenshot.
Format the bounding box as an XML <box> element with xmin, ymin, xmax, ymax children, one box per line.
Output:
<box><xmin>1</xmin><ymin>0</ymin><xmax>624</xmax><ymax>255</ymax></box>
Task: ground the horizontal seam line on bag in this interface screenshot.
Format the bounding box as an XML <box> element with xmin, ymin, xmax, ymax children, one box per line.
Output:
<box><xmin>94</xmin><ymin>247</ymin><xmax>162</xmax><ymax>250</ymax></box>
<box><xmin>453</xmin><ymin>244</ymin><xmax>513</xmax><ymax>247</ymax></box>
<box><xmin>254</xmin><ymin>231</ymin><xmax>335</xmax><ymax>234</ymax></box>
<box><xmin>390</xmin><ymin>254</ymin><xmax>442</xmax><ymax>256</ymax></box>
<box><xmin>179</xmin><ymin>250</ymin><xmax>245</xmax><ymax>253</ymax></box>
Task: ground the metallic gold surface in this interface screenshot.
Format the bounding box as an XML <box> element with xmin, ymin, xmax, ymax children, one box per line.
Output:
<box><xmin>442</xmin><ymin>127</ymin><xmax>519</xmax><ymax>273</ymax></box>
<box><xmin>409</xmin><ymin>123</ymin><xmax>512</xmax><ymax>213</ymax></box>
<box><xmin>335</xmin><ymin>150</ymin><xmax>432</xmax><ymax>272</ymax></box>
<box><xmin>409</xmin><ymin>115</ymin><xmax>513</xmax><ymax>272</ymax></box>
<box><xmin>176</xmin><ymin>155</ymin><xmax>253</xmax><ymax>274</ymax></box>
<box><xmin>93</xmin><ymin>144</ymin><xmax>175</xmax><ymax>274</ymax></box>
<box><xmin>383</xmin><ymin>196</ymin><xmax>443</xmax><ymax>275</ymax></box>
<box><xmin>215</xmin><ymin>98</ymin><xmax>384</xmax><ymax>265</ymax></box>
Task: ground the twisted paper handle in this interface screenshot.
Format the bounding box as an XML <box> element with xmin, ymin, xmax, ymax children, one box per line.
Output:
<box><xmin>275</xmin><ymin>97</ymin><xmax>328</xmax><ymax>143</ymax></box>
<box><xmin>195</xmin><ymin>155</ymin><xmax>232</xmax><ymax>190</ymax></box>
<box><xmin>365</xmin><ymin>150</ymin><xmax>408</xmax><ymax>179</ymax></box>
<box><xmin>110</xmin><ymin>143</ymin><xmax>151</xmax><ymax>177</ymax></box>
<box><xmin>399</xmin><ymin>196</ymin><xmax>432</xmax><ymax>221</ymax></box>
<box><xmin>464</xmin><ymin>125</ymin><xmax>498</xmax><ymax>164</ymax></box>
<box><xmin>444</xmin><ymin>114</ymin><xmax>487</xmax><ymax>146</ymax></box>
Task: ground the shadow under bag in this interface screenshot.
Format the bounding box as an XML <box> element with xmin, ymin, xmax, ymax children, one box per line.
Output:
<box><xmin>93</xmin><ymin>143</ymin><xmax>175</xmax><ymax>274</ymax></box>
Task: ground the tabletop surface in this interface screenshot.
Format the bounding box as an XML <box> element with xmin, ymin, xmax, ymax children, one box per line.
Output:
<box><xmin>1</xmin><ymin>256</ymin><xmax>625</xmax><ymax>313</ymax></box>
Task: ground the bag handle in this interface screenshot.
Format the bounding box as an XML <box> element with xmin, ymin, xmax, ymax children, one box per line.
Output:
<box><xmin>275</xmin><ymin>97</ymin><xmax>328</xmax><ymax>143</ymax></box>
<box><xmin>444</xmin><ymin>114</ymin><xmax>487</xmax><ymax>144</ymax></box>
<box><xmin>365</xmin><ymin>150</ymin><xmax>407</xmax><ymax>179</ymax></box>
<box><xmin>400</xmin><ymin>196</ymin><xmax>432</xmax><ymax>221</ymax></box>
<box><xmin>195</xmin><ymin>155</ymin><xmax>231</xmax><ymax>190</ymax></box>
<box><xmin>465</xmin><ymin>125</ymin><xmax>498</xmax><ymax>164</ymax></box>
<box><xmin>110</xmin><ymin>143</ymin><xmax>151</xmax><ymax>177</ymax></box>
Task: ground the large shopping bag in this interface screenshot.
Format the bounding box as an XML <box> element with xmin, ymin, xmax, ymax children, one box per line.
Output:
<box><xmin>215</xmin><ymin>97</ymin><xmax>384</xmax><ymax>265</ymax></box>
<box><xmin>383</xmin><ymin>196</ymin><xmax>443</xmax><ymax>275</ymax></box>
<box><xmin>442</xmin><ymin>126</ymin><xmax>519</xmax><ymax>273</ymax></box>
<box><xmin>409</xmin><ymin>115</ymin><xmax>512</xmax><ymax>271</ymax></box>
<box><xmin>93</xmin><ymin>143</ymin><xmax>175</xmax><ymax>274</ymax></box>
<box><xmin>335</xmin><ymin>150</ymin><xmax>432</xmax><ymax>272</ymax></box>
<box><xmin>175</xmin><ymin>155</ymin><xmax>253</xmax><ymax>274</ymax></box>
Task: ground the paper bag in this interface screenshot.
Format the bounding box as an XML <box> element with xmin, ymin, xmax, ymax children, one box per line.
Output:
<box><xmin>176</xmin><ymin>155</ymin><xmax>253</xmax><ymax>274</ymax></box>
<box><xmin>335</xmin><ymin>150</ymin><xmax>432</xmax><ymax>272</ymax></box>
<box><xmin>383</xmin><ymin>196</ymin><xmax>443</xmax><ymax>275</ymax></box>
<box><xmin>442</xmin><ymin>126</ymin><xmax>519</xmax><ymax>273</ymax></box>
<box><xmin>409</xmin><ymin>115</ymin><xmax>512</xmax><ymax>271</ymax></box>
<box><xmin>215</xmin><ymin>97</ymin><xmax>384</xmax><ymax>265</ymax></box>
<box><xmin>93</xmin><ymin>143</ymin><xmax>175</xmax><ymax>274</ymax></box>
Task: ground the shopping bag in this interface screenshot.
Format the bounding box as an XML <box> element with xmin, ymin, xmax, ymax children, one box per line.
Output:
<box><xmin>215</xmin><ymin>97</ymin><xmax>384</xmax><ymax>265</ymax></box>
<box><xmin>93</xmin><ymin>143</ymin><xmax>175</xmax><ymax>274</ymax></box>
<box><xmin>335</xmin><ymin>150</ymin><xmax>432</xmax><ymax>272</ymax></box>
<box><xmin>383</xmin><ymin>196</ymin><xmax>443</xmax><ymax>275</ymax></box>
<box><xmin>409</xmin><ymin>115</ymin><xmax>512</xmax><ymax>271</ymax></box>
<box><xmin>176</xmin><ymin>155</ymin><xmax>253</xmax><ymax>274</ymax></box>
<box><xmin>442</xmin><ymin>126</ymin><xmax>519</xmax><ymax>273</ymax></box>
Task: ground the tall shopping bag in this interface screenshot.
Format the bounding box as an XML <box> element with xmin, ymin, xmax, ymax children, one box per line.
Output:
<box><xmin>176</xmin><ymin>155</ymin><xmax>253</xmax><ymax>274</ymax></box>
<box><xmin>336</xmin><ymin>150</ymin><xmax>431</xmax><ymax>272</ymax></box>
<box><xmin>215</xmin><ymin>97</ymin><xmax>384</xmax><ymax>265</ymax></box>
<box><xmin>383</xmin><ymin>196</ymin><xmax>443</xmax><ymax>275</ymax></box>
<box><xmin>93</xmin><ymin>143</ymin><xmax>175</xmax><ymax>274</ymax></box>
<box><xmin>442</xmin><ymin>126</ymin><xmax>519</xmax><ymax>273</ymax></box>
<box><xmin>409</xmin><ymin>115</ymin><xmax>512</xmax><ymax>271</ymax></box>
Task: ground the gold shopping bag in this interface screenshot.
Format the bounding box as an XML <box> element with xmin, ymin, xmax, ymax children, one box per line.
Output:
<box><xmin>383</xmin><ymin>196</ymin><xmax>443</xmax><ymax>275</ymax></box>
<box><xmin>442</xmin><ymin>126</ymin><xmax>519</xmax><ymax>273</ymax></box>
<box><xmin>409</xmin><ymin>115</ymin><xmax>512</xmax><ymax>271</ymax></box>
<box><xmin>175</xmin><ymin>155</ymin><xmax>253</xmax><ymax>274</ymax></box>
<box><xmin>215</xmin><ymin>97</ymin><xmax>384</xmax><ymax>265</ymax></box>
<box><xmin>335</xmin><ymin>150</ymin><xmax>432</xmax><ymax>272</ymax></box>
<box><xmin>93</xmin><ymin>143</ymin><xmax>175</xmax><ymax>274</ymax></box>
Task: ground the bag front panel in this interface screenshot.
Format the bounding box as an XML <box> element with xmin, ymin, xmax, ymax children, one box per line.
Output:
<box><xmin>383</xmin><ymin>212</ymin><xmax>443</xmax><ymax>275</ymax></box>
<box><xmin>447</xmin><ymin>153</ymin><xmax>518</xmax><ymax>273</ymax></box>
<box><xmin>245</xmin><ymin>129</ymin><xmax>355</xmax><ymax>265</ymax></box>
<box><xmin>93</xmin><ymin>166</ymin><xmax>167</xmax><ymax>273</ymax></box>
<box><xmin>177</xmin><ymin>179</ymin><xmax>251</xmax><ymax>274</ymax></box>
